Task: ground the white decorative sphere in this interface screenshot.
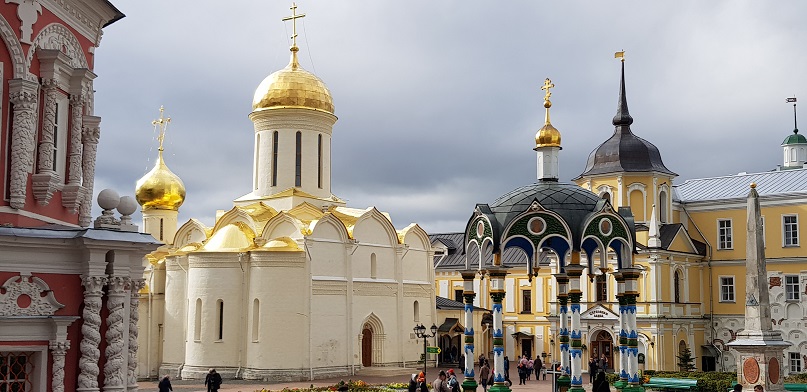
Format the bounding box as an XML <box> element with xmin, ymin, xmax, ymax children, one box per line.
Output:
<box><xmin>117</xmin><ymin>196</ymin><xmax>138</xmax><ymax>216</ymax></box>
<box><xmin>97</xmin><ymin>189</ymin><xmax>121</xmax><ymax>210</ymax></box>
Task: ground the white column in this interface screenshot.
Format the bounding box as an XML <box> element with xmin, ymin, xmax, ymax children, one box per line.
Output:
<box><xmin>489</xmin><ymin>270</ymin><xmax>507</xmax><ymax>386</ymax></box>
<box><xmin>79</xmin><ymin>116</ymin><xmax>100</xmax><ymax>227</ymax></box>
<box><xmin>614</xmin><ymin>273</ymin><xmax>628</xmax><ymax>383</ymax></box>
<box><xmin>554</xmin><ymin>274</ymin><xmax>570</xmax><ymax>377</ymax></box>
<box><xmin>462</xmin><ymin>272</ymin><xmax>478</xmax><ymax>389</ymax></box>
<box><xmin>62</xmin><ymin>94</ymin><xmax>87</xmax><ymax>212</ymax></box>
<box><xmin>31</xmin><ymin>79</ymin><xmax>60</xmax><ymax>205</ymax></box>
<box><xmin>50</xmin><ymin>340</ymin><xmax>70</xmax><ymax>392</ymax></box>
<box><xmin>623</xmin><ymin>270</ymin><xmax>641</xmax><ymax>386</ymax></box>
<box><xmin>128</xmin><ymin>279</ymin><xmax>146</xmax><ymax>392</ymax></box>
<box><xmin>104</xmin><ymin>276</ymin><xmax>129</xmax><ymax>392</ymax></box>
<box><xmin>7</xmin><ymin>79</ymin><xmax>39</xmax><ymax>209</ymax></box>
<box><xmin>568</xmin><ymin>271</ymin><xmax>583</xmax><ymax>390</ymax></box>
<box><xmin>78</xmin><ymin>275</ymin><xmax>107</xmax><ymax>392</ymax></box>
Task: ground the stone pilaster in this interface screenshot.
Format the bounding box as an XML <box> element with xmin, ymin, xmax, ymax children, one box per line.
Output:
<box><xmin>50</xmin><ymin>340</ymin><xmax>70</xmax><ymax>392</ymax></box>
<box><xmin>488</xmin><ymin>269</ymin><xmax>510</xmax><ymax>392</ymax></box>
<box><xmin>461</xmin><ymin>271</ymin><xmax>478</xmax><ymax>392</ymax></box>
<box><xmin>7</xmin><ymin>78</ymin><xmax>39</xmax><ymax>209</ymax></box>
<box><xmin>79</xmin><ymin>116</ymin><xmax>100</xmax><ymax>227</ymax></box>
<box><xmin>104</xmin><ymin>276</ymin><xmax>129</xmax><ymax>392</ymax></box>
<box><xmin>566</xmin><ymin>263</ymin><xmax>585</xmax><ymax>392</ymax></box>
<box><xmin>128</xmin><ymin>279</ymin><xmax>146</xmax><ymax>392</ymax></box>
<box><xmin>62</xmin><ymin>94</ymin><xmax>86</xmax><ymax>211</ymax></box>
<box><xmin>31</xmin><ymin>78</ymin><xmax>60</xmax><ymax>205</ymax></box>
<box><xmin>78</xmin><ymin>275</ymin><xmax>107</xmax><ymax>392</ymax></box>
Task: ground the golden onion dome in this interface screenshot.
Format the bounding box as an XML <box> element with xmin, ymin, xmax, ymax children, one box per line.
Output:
<box><xmin>135</xmin><ymin>150</ymin><xmax>186</xmax><ymax>211</ymax></box>
<box><xmin>252</xmin><ymin>47</ymin><xmax>334</xmax><ymax>114</ymax></box>
<box><xmin>535</xmin><ymin>90</ymin><xmax>562</xmax><ymax>148</ymax></box>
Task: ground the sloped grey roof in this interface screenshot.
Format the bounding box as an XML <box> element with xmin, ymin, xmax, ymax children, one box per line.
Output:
<box><xmin>0</xmin><ymin>226</ymin><xmax>160</xmax><ymax>244</ymax></box>
<box><xmin>430</xmin><ymin>232</ymin><xmax>552</xmax><ymax>271</ymax></box>
<box><xmin>435</xmin><ymin>296</ymin><xmax>488</xmax><ymax>311</ymax></box>
<box><xmin>658</xmin><ymin>224</ymin><xmax>706</xmax><ymax>255</ymax></box>
<box><xmin>674</xmin><ymin>168</ymin><xmax>807</xmax><ymax>203</ymax></box>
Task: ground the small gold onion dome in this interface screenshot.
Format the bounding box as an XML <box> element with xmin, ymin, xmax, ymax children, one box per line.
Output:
<box><xmin>252</xmin><ymin>47</ymin><xmax>334</xmax><ymax>114</ymax></box>
<box><xmin>535</xmin><ymin>99</ymin><xmax>561</xmax><ymax>148</ymax></box>
<box><xmin>135</xmin><ymin>151</ymin><xmax>186</xmax><ymax>211</ymax></box>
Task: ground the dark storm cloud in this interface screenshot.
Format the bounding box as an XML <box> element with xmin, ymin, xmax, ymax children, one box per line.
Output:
<box><xmin>91</xmin><ymin>1</ymin><xmax>807</xmax><ymax>234</ymax></box>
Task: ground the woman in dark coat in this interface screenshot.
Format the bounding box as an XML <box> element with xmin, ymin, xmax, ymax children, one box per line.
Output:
<box><xmin>408</xmin><ymin>374</ymin><xmax>419</xmax><ymax>392</ymax></box>
<box><xmin>593</xmin><ymin>370</ymin><xmax>610</xmax><ymax>392</ymax></box>
<box><xmin>158</xmin><ymin>375</ymin><xmax>172</xmax><ymax>392</ymax></box>
<box><xmin>205</xmin><ymin>368</ymin><xmax>223</xmax><ymax>392</ymax></box>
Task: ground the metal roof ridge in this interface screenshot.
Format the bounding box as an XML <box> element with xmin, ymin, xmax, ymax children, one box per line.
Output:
<box><xmin>675</xmin><ymin>167</ymin><xmax>807</xmax><ymax>187</ymax></box>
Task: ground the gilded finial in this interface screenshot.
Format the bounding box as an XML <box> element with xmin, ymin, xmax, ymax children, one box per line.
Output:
<box><xmin>614</xmin><ymin>50</ymin><xmax>625</xmax><ymax>63</ymax></box>
<box><xmin>151</xmin><ymin>106</ymin><xmax>171</xmax><ymax>152</ymax></box>
<box><xmin>541</xmin><ymin>78</ymin><xmax>554</xmax><ymax>123</ymax></box>
<box><xmin>282</xmin><ymin>2</ymin><xmax>306</xmax><ymax>51</ymax></box>
<box><xmin>750</xmin><ymin>182</ymin><xmax>757</xmax><ymax>189</ymax></box>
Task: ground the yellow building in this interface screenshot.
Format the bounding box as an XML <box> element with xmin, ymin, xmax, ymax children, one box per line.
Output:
<box><xmin>432</xmin><ymin>61</ymin><xmax>807</xmax><ymax>377</ymax></box>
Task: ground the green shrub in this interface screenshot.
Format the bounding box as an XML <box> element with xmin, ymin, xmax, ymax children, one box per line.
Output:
<box><xmin>646</xmin><ymin>371</ymin><xmax>735</xmax><ymax>392</ymax></box>
<box><xmin>785</xmin><ymin>373</ymin><xmax>807</xmax><ymax>383</ymax></box>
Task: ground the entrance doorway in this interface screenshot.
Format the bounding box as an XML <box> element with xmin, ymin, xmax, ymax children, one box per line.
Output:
<box><xmin>362</xmin><ymin>328</ymin><xmax>373</xmax><ymax>367</ymax></box>
<box><xmin>521</xmin><ymin>339</ymin><xmax>534</xmax><ymax>359</ymax></box>
<box><xmin>591</xmin><ymin>330</ymin><xmax>614</xmax><ymax>372</ymax></box>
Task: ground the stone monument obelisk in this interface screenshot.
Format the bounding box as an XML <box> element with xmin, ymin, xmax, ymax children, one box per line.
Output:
<box><xmin>727</xmin><ymin>183</ymin><xmax>790</xmax><ymax>392</ymax></box>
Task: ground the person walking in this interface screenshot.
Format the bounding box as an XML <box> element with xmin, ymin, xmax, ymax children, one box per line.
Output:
<box><xmin>205</xmin><ymin>368</ymin><xmax>222</xmax><ymax>392</ymax></box>
<box><xmin>408</xmin><ymin>373</ymin><xmax>419</xmax><ymax>392</ymax></box>
<box><xmin>589</xmin><ymin>356</ymin><xmax>598</xmax><ymax>383</ymax></box>
<box><xmin>417</xmin><ymin>372</ymin><xmax>429</xmax><ymax>392</ymax></box>
<box><xmin>479</xmin><ymin>360</ymin><xmax>490</xmax><ymax>392</ymax></box>
<box><xmin>433</xmin><ymin>370</ymin><xmax>449</xmax><ymax>392</ymax></box>
<box><xmin>503</xmin><ymin>356</ymin><xmax>510</xmax><ymax>383</ymax></box>
<box><xmin>158</xmin><ymin>375</ymin><xmax>172</xmax><ymax>392</ymax></box>
<box><xmin>593</xmin><ymin>371</ymin><xmax>610</xmax><ymax>392</ymax></box>
<box><xmin>534</xmin><ymin>356</ymin><xmax>542</xmax><ymax>381</ymax></box>
<box><xmin>447</xmin><ymin>369</ymin><xmax>460</xmax><ymax>392</ymax></box>
<box><xmin>526</xmin><ymin>358</ymin><xmax>534</xmax><ymax>381</ymax></box>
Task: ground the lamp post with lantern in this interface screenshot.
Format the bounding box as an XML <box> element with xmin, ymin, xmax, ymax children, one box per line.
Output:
<box><xmin>414</xmin><ymin>323</ymin><xmax>438</xmax><ymax>376</ymax></box>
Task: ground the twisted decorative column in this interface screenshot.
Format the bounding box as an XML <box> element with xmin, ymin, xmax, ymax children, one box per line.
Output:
<box><xmin>7</xmin><ymin>79</ymin><xmax>39</xmax><ymax>209</ymax></box>
<box><xmin>566</xmin><ymin>264</ymin><xmax>585</xmax><ymax>392</ymax></box>
<box><xmin>104</xmin><ymin>276</ymin><xmax>129</xmax><ymax>392</ymax></box>
<box><xmin>613</xmin><ymin>272</ymin><xmax>628</xmax><ymax>390</ymax></box>
<box><xmin>553</xmin><ymin>272</ymin><xmax>570</xmax><ymax>390</ymax></box>
<box><xmin>78</xmin><ymin>275</ymin><xmax>107</xmax><ymax>392</ymax></box>
<box><xmin>128</xmin><ymin>279</ymin><xmax>146</xmax><ymax>392</ymax></box>
<box><xmin>488</xmin><ymin>269</ymin><xmax>510</xmax><ymax>392</ymax></box>
<box><xmin>78</xmin><ymin>116</ymin><xmax>101</xmax><ymax>227</ymax></box>
<box><xmin>50</xmin><ymin>340</ymin><xmax>70</xmax><ymax>392</ymax></box>
<box><xmin>461</xmin><ymin>272</ymin><xmax>478</xmax><ymax>392</ymax></box>
<box><xmin>62</xmin><ymin>94</ymin><xmax>87</xmax><ymax>212</ymax></box>
<box><xmin>31</xmin><ymin>79</ymin><xmax>60</xmax><ymax>205</ymax></box>
<box><xmin>622</xmin><ymin>269</ymin><xmax>642</xmax><ymax>392</ymax></box>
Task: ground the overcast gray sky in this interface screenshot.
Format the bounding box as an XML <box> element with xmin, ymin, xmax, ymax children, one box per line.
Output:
<box><xmin>91</xmin><ymin>1</ymin><xmax>807</xmax><ymax>234</ymax></box>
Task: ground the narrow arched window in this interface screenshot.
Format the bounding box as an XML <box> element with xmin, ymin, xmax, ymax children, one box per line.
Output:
<box><xmin>216</xmin><ymin>299</ymin><xmax>224</xmax><ymax>340</ymax></box>
<box><xmin>252</xmin><ymin>298</ymin><xmax>260</xmax><ymax>342</ymax></box>
<box><xmin>272</xmin><ymin>131</ymin><xmax>278</xmax><ymax>187</ymax></box>
<box><xmin>194</xmin><ymin>298</ymin><xmax>202</xmax><ymax>341</ymax></box>
<box><xmin>674</xmin><ymin>270</ymin><xmax>681</xmax><ymax>304</ymax></box>
<box><xmin>602</xmin><ymin>192</ymin><xmax>611</xmax><ymax>203</ymax></box>
<box><xmin>370</xmin><ymin>253</ymin><xmax>377</xmax><ymax>279</ymax></box>
<box><xmin>159</xmin><ymin>219</ymin><xmax>164</xmax><ymax>241</ymax></box>
<box><xmin>295</xmin><ymin>131</ymin><xmax>302</xmax><ymax>187</ymax></box>
<box><xmin>659</xmin><ymin>190</ymin><xmax>668</xmax><ymax>223</ymax></box>
<box><xmin>254</xmin><ymin>133</ymin><xmax>260</xmax><ymax>190</ymax></box>
<box><xmin>317</xmin><ymin>134</ymin><xmax>323</xmax><ymax>189</ymax></box>
<box><xmin>414</xmin><ymin>300</ymin><xmax>420</xmax><ymax>323</ymax></box>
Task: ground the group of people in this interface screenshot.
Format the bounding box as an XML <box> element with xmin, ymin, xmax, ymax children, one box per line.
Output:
<box><xmin>513</xmin><ymin>354</ymin><xmax>544</xmax><ymax>385</ymax></box>
<box><xmin>157</xmin><ymin>368</ymin><xmax>223</xmax><ymax>392</ymax></box>
<box><xmin>408</xmin><ymin>369</ymin><xmax>460</xmax><ymax>392</ymax></box>
<box><xmin>588</xmin><ymin>354</ymin><xmax>610</xmax><ymax>383</ymax></box>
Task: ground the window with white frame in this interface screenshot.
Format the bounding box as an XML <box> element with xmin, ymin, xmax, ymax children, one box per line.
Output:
<box><xmin>786</xmin><ymin>275</ymin><xmax>800</xmax><ymax>301</ymax></box>
<box><xmin>53</xmin><ymin>96</ymin><xmax>69</xmax><ymax>182</ymax></box>
<box><xmin>720</xmin><ymin>276</ymin><xmax>735</xmax><ymax>302</ymax></box>
<box><xmin>718</xmin><ymin>219</ymin><xmax>733</xmax><ymax>250</ymax></box>
<box><xmin>790</xmin><ymin>352</ymin><xmax>802</xmax><ymax>373</ymax></box>
<box><xmin>784</xmin><ymin>215</ymin><xmax>799</xmax><ymax>247</ymax></box>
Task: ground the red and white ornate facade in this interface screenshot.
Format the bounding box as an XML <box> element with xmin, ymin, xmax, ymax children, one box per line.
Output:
<box><xmin>0</xmin><ymin>2</ymin><xmax>159</xmax><ymax>392</ymax></box>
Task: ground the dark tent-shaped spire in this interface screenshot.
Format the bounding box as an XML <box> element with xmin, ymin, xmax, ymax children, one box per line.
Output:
<box><xmin>612</xmin><ymin>60</ymin><xmax>634</xmax><ymax>127</ymax></box>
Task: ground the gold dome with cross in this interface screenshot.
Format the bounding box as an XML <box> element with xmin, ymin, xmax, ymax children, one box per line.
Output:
<box><xmin>135</xmin><ymin>107</ymin><xmax>186</xmax><ymax>211</ymax></box>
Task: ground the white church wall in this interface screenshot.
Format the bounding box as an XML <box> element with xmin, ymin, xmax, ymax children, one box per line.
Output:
<box><xmin>310</xmin><ymin>294</ymin><xmax>349</xmax><ymax>369</ymax></box>
<box><xmin>262</xmin><ymin>214</ymin><xmax>303</xmax><ymax>240</ymax></box>
<box><xmin>161</xmin><ymin>256</ymin><xmax>188</xmax><ymax>371</ymax></box>
<box><xmin>401</xmin><ymin>227</ymin><xmax>432</xmax><ymax>283</ymax></box>
<box><xmin>183</xmin><ymin>253</ymin><xmax>244</xmax><ymax>378</ymax></box>
<box><xmin>309</xmin><ymin>238</ymin><xmax>348</xmax><ymax>277</ymax></box>
<box><xmin>352</xmin><ymin>293</ymin><xmax>400</xmax><ymax>365</ymax></box>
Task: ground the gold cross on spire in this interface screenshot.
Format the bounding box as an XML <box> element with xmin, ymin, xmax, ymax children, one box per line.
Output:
<box><xmin>282</xmin><ymin>2</ymin><xmax>306</xmax><ymax>49</ymax></box>
<box><xmin>615</xmin><ymin>50</ymin><xmax>625</xmax><ymax>62</ymax></box>
<box><xmin>541</xmin><ymin>78</ymin><xmax>555</xmax><ymax>102</ymax></box>
<box><xmin>152</xmin><ymin>106</ymin><xmax>171</xmax><ymax>152</ymax></box>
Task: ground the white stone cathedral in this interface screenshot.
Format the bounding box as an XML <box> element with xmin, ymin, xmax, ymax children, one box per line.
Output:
<box><xmin>135</xmin><ymin>9</ymin><xmax>436</xmax><ymax>382</ymax></box>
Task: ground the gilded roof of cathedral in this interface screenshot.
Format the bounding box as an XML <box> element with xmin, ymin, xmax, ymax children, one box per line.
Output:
<box><xmin>135</xmin><ymin>151</ymin><xmax>186</xmax><ymax>211</ymax></box>
<box><xmin>252</xmin><ymin>47</ymin><xmax>334</xmax><ymax>114</ymax></box>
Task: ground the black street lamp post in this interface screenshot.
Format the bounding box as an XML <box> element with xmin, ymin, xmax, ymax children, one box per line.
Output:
<box><xmin>414</xmin><ymin>323</ymin><xmax>438</xmax><ymax>376</ymax></box>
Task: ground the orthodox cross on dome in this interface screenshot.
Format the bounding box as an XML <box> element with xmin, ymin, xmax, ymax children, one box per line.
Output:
<box><xmin>152</xmin><ymin>106</ymin><xmax>171</xmax><ymax>152</ymax></box>
<box><xmin>282</xmin><ymin>2</ymin><xmax>306</xmax><ymax>49</ymax></box>
<box><xmin>541</xmin><ymin>78</ymin><xmax>555</xmax><ymax>103</ymax></box>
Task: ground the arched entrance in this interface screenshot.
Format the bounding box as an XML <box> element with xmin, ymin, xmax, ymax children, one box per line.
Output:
<box><xmin>591</xmin><ymin>330</ymin><xmax>614</xmax><ymax>372</ymax></box>
<box><xmin>362</xmin><ymin>327</ymin><xmax>373</xmax><ymax>367</ymax></box>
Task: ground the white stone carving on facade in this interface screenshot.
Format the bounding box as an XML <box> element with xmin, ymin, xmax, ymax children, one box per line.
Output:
<box><xmin>128</xmin><ymin>279</ymin><xmax>145</xmax><ymax>391</ymax></box>
<box><xmin>0</xmin><ymin>13</ymin><xmax>30</xmax><ymax>79</ymax></box>
<box><xmin>104</xmin><ymin>276</ymin><xmax>128</xmax><ymax>390</ymax></box>
<box><xmin>44</xmin><ymin>0</ymin><xmax>106</xmax><ymax>43</ymax></box>
<box><xmin>78</xmin><ymin>275</ymin><xmax>106</xmax><ymax>391</ymax></box>
<box><xmin>26</xmin><ymin>23</ymin><xmax>88</xmax><ymax>72</ymax></box>
<box><xmin>5</xmin><ymin>0</ymin><xmax>41</xmax><ymax>44</ymax></box>
<box><xmin>0</xmin><ymin>273</ymin><xmax>65</xmax><ymax>315</ymax></box>
<box><xmin>78</xmin><ymin>116</ymin><xmax>100</xmax><ymax>227</ymax></box>
<box><xmin>62</xmin><ymin>94</ymin><xmax>86</xmax><ymax>212</ymax></box>
<box><xmin>312</xmin><ymin>280</ymin><xmax>347</xmax><ymax>295</ymax></box>
<box><xmin>50</xmin><ymin>340</ymin><xmax>70</xmax><ymax>392</ymax></box>
<box><xmin>32</xmin><ymin>78</ymin><xmax>60</xmax><ymax>205</ymax></box>
<box><xmin>8</xmin><ymin>78</ymin><xmax>39</xmax><ymax>209</ymax></box>
<box><xmin>353</xmin><ymin>282</ymin><xmax>397</xmax><ymax>297</ymax></box>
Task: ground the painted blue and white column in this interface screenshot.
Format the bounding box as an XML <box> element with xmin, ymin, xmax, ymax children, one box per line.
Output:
<box><xmin>623</xmin><ymin>269</ymin><xmax>642</xmax><ymax>388</ymax></box>
<box><xmin>613</xmin><ymin>272</ymin><xmax>628</xmax><ymax>389</ymax></box>
<box><xmin>488</xmin><ymin>269</ymin><xmax>510</xmax><ymax>392</ymax></box>
<box><xmin>566</xmin><ymin>264</ymin><xmax>585</xmax><ymax>392</ymax></box>
<box><xmin>461</xmin><ymin>271</ymin><xmax>478</xmax><ymax>392</ymax></box>
<box><xmin>553</xmin><ymin>272</ymin><xmax>571</xmax><ymax>389</ymax></box>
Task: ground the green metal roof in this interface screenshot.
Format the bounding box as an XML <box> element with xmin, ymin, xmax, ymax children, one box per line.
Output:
<box><xmin>782</xmin><ymin>131</ymin><xmax>807</xmax><ymax>145</ymax></box>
